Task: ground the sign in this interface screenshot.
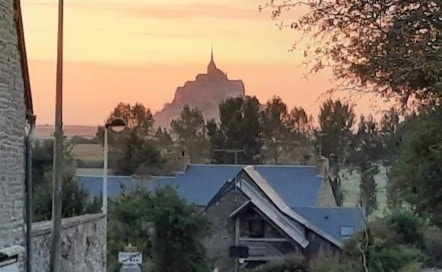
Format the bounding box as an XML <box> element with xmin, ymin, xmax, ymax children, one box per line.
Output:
<box><xmin>118</xmin><ymin>252</ymin><xmax>142</xmax><ymax>264</ymax></box>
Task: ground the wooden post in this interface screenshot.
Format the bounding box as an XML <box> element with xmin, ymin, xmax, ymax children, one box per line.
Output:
<box><xmin>50</xmin><ymin>0</ymin><xmax>64</xmax><ymax>271</ymax></box>
<box><xmin>235</xmin><ymin>217</ymin><xmax>240</xmax><ymax>246</ymax></box>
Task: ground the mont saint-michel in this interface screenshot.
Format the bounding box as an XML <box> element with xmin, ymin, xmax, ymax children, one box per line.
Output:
<box><xmin>153</xmin><ymin>51</ymin><xmax>245</xmax><ymax>128</ymax></box>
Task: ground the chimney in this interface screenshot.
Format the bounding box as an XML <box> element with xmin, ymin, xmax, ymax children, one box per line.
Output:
<box><xmin>180</xmin><ymin>151</ymin><xmax>190</xmax><ymax>171</ymax></box>
<box><xmin>316</xmin><ymin>156</ymin><xmax>329</xmax><ymax>177</ymax></box>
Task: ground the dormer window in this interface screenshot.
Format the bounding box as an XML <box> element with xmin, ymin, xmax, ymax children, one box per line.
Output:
<box><xmin>340</xmin><ymin>226</ymin><xmax>354</xmax><ymax>238</ymax></box>
<box><xmin>249</xmin><ymin>219</ymin><xmax>265</xmax><ymax>238</ymax></box>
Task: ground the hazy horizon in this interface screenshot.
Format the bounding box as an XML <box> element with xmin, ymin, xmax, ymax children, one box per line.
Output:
<box><xmin>22</xmin><ymin>0</ymin><xmax>391</xmax><ymax>126</ymax></box>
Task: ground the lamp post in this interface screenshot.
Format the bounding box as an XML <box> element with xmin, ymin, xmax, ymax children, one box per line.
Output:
<box><xmin>102</xmin><ymin>118</ymin><xmax>126</xmax><ymax>214</ymax></box>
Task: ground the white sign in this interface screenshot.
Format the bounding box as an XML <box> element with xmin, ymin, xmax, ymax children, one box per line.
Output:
<box><xmin>118</xmin><ymin>252</ymin><xmax>142</xmax><ymax>264</ymax></box>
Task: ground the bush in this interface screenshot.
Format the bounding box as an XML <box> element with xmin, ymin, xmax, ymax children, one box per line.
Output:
<box><xmin>388</xmin><ymin>209</ymin><xmax>424</xmax><ymax>247</ymax></box>
<box><xmin>309</xmin><ymin>254</ymin><xmax>361</xmax><ymax>272</ymax></box>
<box><xmin>423</xmin><ymin>226</ymin><xmax>442</xmax><ymax>267</ymax></box>
<box><xmin>247</xmin><ymin>255</ymin><xmax>308</xmax><ymax>272</ymax></box>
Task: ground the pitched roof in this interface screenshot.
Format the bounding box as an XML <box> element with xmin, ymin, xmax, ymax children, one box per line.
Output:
<box><xmin>78</xmin><ymin>176</ymin><xmax>149</xmax><ymax>198</ymax></box>
<box><xmin>294</xmin><ymin>207</ymin><xmax>365</xmax><ymax>243</ymax></box>
<box><xmin>14</xmin><ymin>0</ymin><xmax>33</xmax><ymax>115</ymax></box>
<box><xmin>232</xmin><ymin>179</ymin><xmax>310</xmax><ymax>248</ymax></box>
<box><xmin>78</xmin><ymin>164</ymin><xmax>323</xmax><ymax>206</ymax></box>
<box><xmin>237</xmin><ymin>181</ymin><xmax>309</xmax><ymax>248</ymax></box>
<box><xmin>150</xmin><ymin>164</ymin><xmax>322</xmax><ymax>206</ymax></box>
<box><xmin>240</xmin><ymin>167</ymin><xmax>343</xmax><ymax>248</ymax></box>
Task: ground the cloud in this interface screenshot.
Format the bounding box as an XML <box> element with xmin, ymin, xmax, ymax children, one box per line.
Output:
<box><xmin>26</xmin><ymin>1</ymin><xmax>261</xmax><ymax>20</ymax></box>
<box><xmin>137</xmin><ymin>32</ymin><xmax>207</xmax><ymax>39</ymax></box>
<box><xmin>112</xmin><ymin>3</ymin><xmax>259</xmax><ymax>20</ymax></box>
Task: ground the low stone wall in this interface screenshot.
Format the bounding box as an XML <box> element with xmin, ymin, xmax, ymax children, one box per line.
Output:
<box><xmin>31</xmin><ymin>213</ymin><xmax>106</xmax><ymax>272</ymax></box>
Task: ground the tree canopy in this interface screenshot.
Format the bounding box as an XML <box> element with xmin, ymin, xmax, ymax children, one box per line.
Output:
<box><xmin>210</xmin><ymin>96</ymin><xmax>263</xmax><ymax>164</ymax></box>
<box><xmin>107</xmin><ymin>188</ymin><xmax>209</xmax><ymax>272</ymax></box>
<box><xmin>388</xmin><ymin>109</ymin><xmax>442</xmax><ymax>226</ymax></box>
<box><xmin>261</xmin><ymin>0</ymin><xmax>441</xmax><ymax>105</ymax></box>
<box><xmin>170</xmin><ymin>105</ymin><xmax>209</xmax><ymax>163</ymax></box>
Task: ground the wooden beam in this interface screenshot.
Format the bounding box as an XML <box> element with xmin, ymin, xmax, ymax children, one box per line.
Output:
<box><xmin>239</xmin><ymin>237</ymin><xmax>290</xmax><ymax>242</ymax></box>
<box><xmin>235</xmin><ymin>217</ymin><xmax>240</xmax><ymax>246</ymax></box>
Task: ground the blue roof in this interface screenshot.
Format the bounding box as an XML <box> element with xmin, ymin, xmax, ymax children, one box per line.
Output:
<box><xmin>255</xmin><ymin>165</ymin><xmax>322</xmax><ymax>207</ymax></box>
<box><xmin>78</xmin><ymin>176</ymin><xmax>149</xmax><ymax>199</ymax></box>
<box><xmin>138</xmin><ymin>165</ymin><xmax>244</xmax><ymax>206</ymax></box>
<box><xmin>161</xmin><ymin>164</ymin><xmax>323</xmax><ymax>206</ymax></box>
<box><xmin>77</xmin><ymin>164</ymin><xmax>323</xmax><ymax>207</ymax></box>
<box><xmin>293</xmin><ymin>207</ymin><xmax>365</xmax><ymax>243</ymax></box>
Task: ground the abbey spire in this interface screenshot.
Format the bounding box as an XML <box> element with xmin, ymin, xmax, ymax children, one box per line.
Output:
<box><xmin>207</xmin><ymin>46</ymin><xmax>217</xmax><ymax>74</ymax></box>
<box><xmin>211</xmin><ymin>46</ymin><xmax>214</xmax><ymax>62</ymax></box>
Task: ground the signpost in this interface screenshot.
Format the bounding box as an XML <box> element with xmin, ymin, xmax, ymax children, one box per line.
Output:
<box><xmin>118</xmin><ymin>252</ymin><xmax>142</xmax><ymax>264</ymax></box>
<box><xmin>118</xmin><ymin>252</ymin><xmax>142</xmax><ymax>272</ymax></box>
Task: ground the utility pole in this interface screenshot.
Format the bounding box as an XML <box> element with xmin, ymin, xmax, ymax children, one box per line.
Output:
<box><xmin>50</xmin><ymin>0</ymin><xmax>64</xmax><ymax>271</ymax></box>
<box><xmin>214</xmin><ymin>149</ymin><xmax>244</xmax><ymax>164</ymax></box>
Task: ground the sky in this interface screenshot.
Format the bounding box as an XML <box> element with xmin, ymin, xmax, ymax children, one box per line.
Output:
<box><xmin>21</xmin><ymin>0</ymin><xmax>387</xmax><ymax>126</ymax></box>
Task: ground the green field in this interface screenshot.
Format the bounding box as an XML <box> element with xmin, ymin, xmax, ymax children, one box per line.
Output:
<box><xmin>341</xmin><ymin>164</ymin><xmax>389</xmax><ymax>210</ymax></box>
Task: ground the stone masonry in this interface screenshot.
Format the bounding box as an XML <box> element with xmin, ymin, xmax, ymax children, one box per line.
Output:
<box><xmin>0</xmin><ymin>0</ymin><xmax>28</xmax><ymax>269</ymax></box>
<box><xmin>32</xmin><ymin>214</ymin><xmax>107</xmax><ymax>272</ymax></box>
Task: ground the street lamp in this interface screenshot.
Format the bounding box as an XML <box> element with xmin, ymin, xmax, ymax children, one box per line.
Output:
<box><xmin>102</xmin><ymin>118</ymin><xmax>126</xmax><ymax>214</ymax></box>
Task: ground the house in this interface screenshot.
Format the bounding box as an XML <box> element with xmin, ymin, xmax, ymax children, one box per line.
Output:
<box><xmin>0</xmin><ymin>0</ymin><xmax>34</xmax><ymax>271</ymax></box>
<box><xmin>78</xmin><ymin>162</ymin><xmax>337</xmax><ymax>208</ymax></box>
<box><xmin>78</xmin><ymin>161</ymin><xmax>364</xmax><ymax>271</ymax></box>
<box><xmin>203</xmin><ymin>166</ymin><xmax>364</xmax><ymax>271</ymax></box>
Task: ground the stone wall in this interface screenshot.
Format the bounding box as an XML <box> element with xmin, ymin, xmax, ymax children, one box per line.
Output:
<box><xmin>203</xmin><ymin>188</ymin><xmax>249</xmax><ymax>272</ymax></box>
<box><xmin>32</xmin><ymin>213</ymin><xmax>106</xmax><ymax>272</ymax></box>
<box><xmin>0</xmin><ymin>0</ymin><xmax>28</xmax><ymax>270</ymax></box>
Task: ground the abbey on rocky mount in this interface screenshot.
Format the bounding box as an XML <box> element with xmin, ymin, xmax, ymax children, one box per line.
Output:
<box><xmin>153</xmin><ymin>49</ymin><xmax>245</xmax><ymax>128</ymax></box>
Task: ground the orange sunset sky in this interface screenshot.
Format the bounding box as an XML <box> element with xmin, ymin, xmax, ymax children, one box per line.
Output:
<box><xmin>21</xmin><ymin>0</ymin><xmax>387</xmax><ymax>126</ymax></box>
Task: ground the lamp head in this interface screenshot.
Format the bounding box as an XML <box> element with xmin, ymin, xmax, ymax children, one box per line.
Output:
<box><xmin>105</xmin><ymin>118</ymin><xmax>126</xmax><ymax>132</ymax></box>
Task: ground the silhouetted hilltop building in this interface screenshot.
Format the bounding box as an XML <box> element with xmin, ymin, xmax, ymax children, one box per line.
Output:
<box><xmin>154</xmin><ymin>50</ymin><xmax>245</xmax><ymax>128</ymax></box>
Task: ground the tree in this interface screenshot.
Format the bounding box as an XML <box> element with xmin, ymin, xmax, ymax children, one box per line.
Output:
<box><xmin>317</xmin><ymin>99</ymin><xmax>355</xmax><ymax>161</ymax></box>
<box><xmin>351</xmin><ymin>114</ymin><xmax>383</xmax><ymax>215</ymax></box>
<box><xmin>153</xmin><ymin>127</ymin><xmax>174</xmax><ymax>157</ymax></box>
<box><xmin>288</xmin><ymin>106</ymin><xmax>311</xmax><ymax>134</ymax></box>
<box><xmin>32</xmin><ymin>139</ymin><xmax>96</xmax><ymax>221</ymax></box>
<box><xmin>287</xmin><ymin>106</ymin><xmax>315</xmax><ymax>164</ymax></box>
<box><xmin>261</xmin><ymin>0</ymin><xmax>441</xmax><ymax>106</ymax></box>
<box><xmin>151</xmin><ymin>188</ymin><xmax>209</xmax><ymax>272</ymax></box>
<box><xmin>99</xmin><ymin>102</ymin><xmax>167</xmax><ymax>175</ymax></box>
<box><xmin>260</xmin><ymin>97</ymin><xmax>292</xmax><ymax>164</ymax></box>
<box><xmin>317</xmin><ymin>99</ymin><xmax>355</xmax><ymax>206</ymax></box>
<box><xmin>170</xmin><ymin>105</ymin><xmax>209</xmax><ymax>163</ymax></box>
<box><xmin>117</xmin><ymin>130</ymin><xmax>164</xmax><ymax>175</ymax></box>
<box><xmin>107</xmin><ymin>188</ymin><xmax>209</xmax><ymax>272</ymax></box>
<box><xmin>379</xmin><ymin>107</ymin><xmax>401</xmax><ymax>165</ymax></box>
<box><xmin>388</xmin><ymin>108</ymin><xmax>442</xmax><ymax>226</ymax></box>
<box><xmin>210</xmin><ymin>96</ymin><xmax>262</xmax><ymax>164</ymax></box>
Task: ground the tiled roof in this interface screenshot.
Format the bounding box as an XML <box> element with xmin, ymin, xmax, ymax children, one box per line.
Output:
<box><xmin>241</xmin><ymin>167</ymin><xmax>343</xmax><ymax>248</ymax></box>
<box><xmin>234</xmin><ymin>179</ymin><xmax>310</xmax><ymax>248</ymax></box>
<box><xmin>78</xmin><ymin>164</ymin><xmax>323</xmax><ymax>207</ymax></box>
<box><xmin>78</xmin><ymin>176</ymin><xmax>149</xmax><ymax>199</ymax></box>
<box><xmin>294</xmin><ymin>207</ymin><xmax>365</xmax><ymax>243</ymax></box>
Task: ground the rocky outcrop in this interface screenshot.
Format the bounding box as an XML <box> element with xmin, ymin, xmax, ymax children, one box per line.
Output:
<box><xmin>154</xmin><ymin>52</ymin><xmax>245</xmax><ymax>128</ymax></box>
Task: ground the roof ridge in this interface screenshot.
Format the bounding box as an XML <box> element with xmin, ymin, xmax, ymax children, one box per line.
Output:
<box><xmin>241</xmin><ymin>167</ymin><xmax>343</xmax><ymax>248</ymax></box>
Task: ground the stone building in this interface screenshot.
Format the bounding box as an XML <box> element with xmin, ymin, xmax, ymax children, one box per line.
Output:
<box><xmin>0</xmin><ymin>0</ymin><xmax>33</xmax><ymax>270</ymax></box>
<box><xmin>203</xmin><ymin>166</ymin><xmax>362</xmax><ymax>271</ymax></box>
<box><xmin>153</xmin><ymin>50</ymin><xmax>245</xmax><ymax>128</ymax></box>
<box><xmin>1</xmin><ymin>1</ymin><xmax>107</xmax><ymax>271</ymax></box>
<box><xmin>79</xmin><ymin>162</ymin><xmax>364</xmax><ymax>271</ymax></box>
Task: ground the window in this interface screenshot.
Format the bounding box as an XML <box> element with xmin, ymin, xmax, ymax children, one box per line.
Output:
<box><xmin>340</xmin><ymin>226</ymin><xmax>354</xmax><ymax>237</ymax></box>
<box><xmin>249</xmin><ymin>219</ymin><xmax>265</xmax><ymax>238</ymax></box>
